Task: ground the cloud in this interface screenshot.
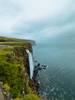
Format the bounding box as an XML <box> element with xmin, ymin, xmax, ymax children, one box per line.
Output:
<box><xmin>0</xmin><ymin>0</ymin><xmax>75</xmax><ymax>43</ymax></box>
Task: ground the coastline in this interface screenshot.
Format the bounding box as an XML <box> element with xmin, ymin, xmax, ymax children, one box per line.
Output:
<box><xmin>0</xmin><ymin>37</ymin><xmax>40</xmax><ymax>100</ymax></box>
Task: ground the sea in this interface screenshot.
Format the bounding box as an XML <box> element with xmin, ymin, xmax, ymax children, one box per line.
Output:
<box><xmin>33</xmin><ymin>43</ymin><xmax>75</xmax><ymax>100</ymax></box>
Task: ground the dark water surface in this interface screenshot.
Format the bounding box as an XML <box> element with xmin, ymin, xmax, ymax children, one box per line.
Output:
<box><xmin>33</xmin><ymin>44</ymin><xmax>75</xmax><ymax>100</ymax></box>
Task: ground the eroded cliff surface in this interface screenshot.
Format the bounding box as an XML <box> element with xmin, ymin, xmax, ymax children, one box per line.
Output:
<box><xmin>0</xmin><ymin>37</ymin><xmax>40</xmax><ymax>100</ymax></box>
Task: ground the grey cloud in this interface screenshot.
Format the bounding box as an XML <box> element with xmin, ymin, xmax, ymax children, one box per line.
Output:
<box><xmin>12</xmin><ymin>9</ymin><xmax>75</xmax><ymax>39</ymax></box>
<box><xmin>0</xmin><ymin>0</ymin><xmax>75</xmax><ymax>43</ymax></box>
<box><xmin>0</xmin><ymin>0</ymin><xmax>21</xmax><ymax>17</ymax></box>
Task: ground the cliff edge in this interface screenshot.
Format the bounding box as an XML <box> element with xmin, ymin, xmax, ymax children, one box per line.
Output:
<box><xmin>0</xmin><ymin>37</ymin><xmax>40</xmax><ymax>100</ymax></box>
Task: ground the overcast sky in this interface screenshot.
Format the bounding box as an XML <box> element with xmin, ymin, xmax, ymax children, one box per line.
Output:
<box><xmin>0</xmin><ymin>0</ymin><xmax>75</xmax><ymax>43</ymax></box>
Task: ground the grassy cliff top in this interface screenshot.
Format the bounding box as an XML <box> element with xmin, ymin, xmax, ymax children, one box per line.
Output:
<box><xmin>0</xmin><ymin>36</ymin><xmax>35</xmax><ymax>46</ymax></box>
<box><xmin>0</xmin><ymin>37</ymin><xmax>40</xmax><ymax>100</ymax></box>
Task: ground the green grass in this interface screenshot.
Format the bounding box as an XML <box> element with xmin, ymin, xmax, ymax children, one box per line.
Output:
<box><xmin>0</xmin><ymin>36</ymin><xmax>35</xmax><ymax>45</ymax></box>
<box><xmin>0</xmin><ymin>48</ymin><xmax>12</xmax><ymax>61</ymax></box>
<box><xmin>0</xmin><ymin>42</ymin><xmax>28</xmax><ymax>46</ymax></box>
<box><xmin>0</xmin><ymin>37</ymin><xmax>38</xmax><ymax>99</ymax></box>
<box><xmin>23</xmin><ymin>94</ymin><xmax>40</xmax><ymax>100</ymax></box>
<box><xmin>0</xmin><ymin>37</ymin><xmax>35</xmax><ymax>50</ymax></box>
<box><xmin>0</xmin><ymin>47</ymin><xmax>25</xmax><ymax>98</ymax></box>
<box><xmin>0</xmin><ymin>48</ymin><xmax>12</xmax><ymax>55</ymax></box>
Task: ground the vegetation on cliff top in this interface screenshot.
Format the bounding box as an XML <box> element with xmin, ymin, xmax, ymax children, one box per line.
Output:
<box><xmin>0</xmin><ymin>37</ymin><xmax>40</xmax><ymax>100</ymax></box>
<box><xmin>0</xmin><ymin>36</ymin><xmax>35</xmax><ymax>46</ymax></box>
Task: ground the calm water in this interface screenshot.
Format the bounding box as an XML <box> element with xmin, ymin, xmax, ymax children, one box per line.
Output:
<box><xmin>33</xmin><ymin>44</ymin><xmax>75</xmax><ymax>100</ymax></box>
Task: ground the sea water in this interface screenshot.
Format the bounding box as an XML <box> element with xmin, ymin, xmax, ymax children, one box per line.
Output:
<box><xmin>33</xmin><ymin>44</ymin><xmax>75</xmax><ymax>100</ymax></box>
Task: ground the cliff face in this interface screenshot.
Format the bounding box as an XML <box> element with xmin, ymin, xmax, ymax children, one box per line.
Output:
<box><xmin>0</xmin><ymin>37</ymin><xmax>40</xmax><ymax>100</ymax></box>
